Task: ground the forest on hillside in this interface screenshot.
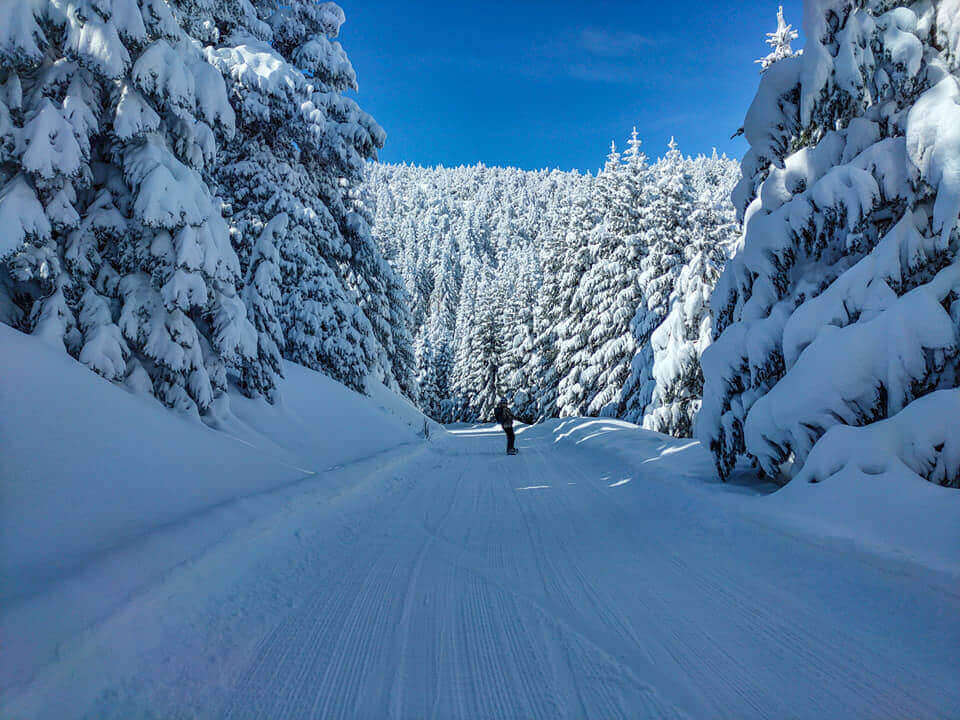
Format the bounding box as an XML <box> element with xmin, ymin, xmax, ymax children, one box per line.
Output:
<box><xmin>365</xmin><ymin>142</ymin><xmax>740</xmax><ymax>437</ymax></box>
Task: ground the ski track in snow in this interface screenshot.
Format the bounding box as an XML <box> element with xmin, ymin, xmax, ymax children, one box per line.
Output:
<box><xmin>4</xmin><ymin>425</ymin><xmax>960</xmax><ymax>719</ymax></box>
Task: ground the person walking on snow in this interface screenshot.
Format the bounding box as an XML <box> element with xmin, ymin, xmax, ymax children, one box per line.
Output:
<box><xmin>494</xmin><ymin>398</ymin><xmax>518</xmax><ymax>455</ymax></box>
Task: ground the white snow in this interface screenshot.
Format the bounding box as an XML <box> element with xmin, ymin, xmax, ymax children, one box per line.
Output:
<box><xmin>0</xmin><ymin>175</ymin><xmax>50</xmax><ymax>258</ymax></box>
<box><xmin>0</xmin><ymin>322</ymin><xmax>425</xmax><ymax>603</ymax></box>
<box><xmin>0</xmin><ymin>0</ymin><xmax>46</xmax><ymax>65</ymax></box>
<box><xmin>65</xmin><ymin>12</ymin><xmax>130</xmax><ymax>79</ymax></box>
<box><xmin>745</xmin><ymin>262</ymin><xmax>960</xmax><ymax>474</ymax></box>
<box><xmin>132</xmin><ymin>40</ymin><xmax>195</xmax><ymax>110</ymax></box>
<box><xmin>2</xmin><ymin>326</ymin><xmax>958</xmax><ymax>719</ymax></box>
<box><xmin>907</xmin><ymin>74</ymin><xmax>960</xmax><ymax>242</ymax></box>
<box><xmin>790</xmin><ymin>390</ymin><xmax>960</xmax><ymax>550</ymax></box>
<box><xmin>21</xmin><ymin>99</ymin><xmax>84</xmax><ymax>181</ymax></box>
<box><xmin>113</xmin><ymin>83</ymin><xmax>161</xmax><ymax>140</ymax></box>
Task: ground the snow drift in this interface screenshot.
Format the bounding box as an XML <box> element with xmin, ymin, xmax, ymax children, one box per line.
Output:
<box><xmin>0</xmin><ymin>322</ymin><xmax>429</xmax><ymax>603</ymax></box>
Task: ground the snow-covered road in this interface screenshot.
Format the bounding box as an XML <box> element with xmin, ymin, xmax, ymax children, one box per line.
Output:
<box><xmin>5</xmin><ymin>422</ymin><xmax>959</xmax><ymax>719</ymax></box>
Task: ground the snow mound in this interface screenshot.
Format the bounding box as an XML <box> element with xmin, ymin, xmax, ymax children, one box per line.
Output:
<box><xmin>770</xmin><ymin>390</ymin><xmax>960</xmax><ymax>573</ymax></box>
<box><xmin>0</xmin><ymin>323</ymin><xmax>428</xmax><ymax>602</ymax></box>
<box><xmin>797</xmin><ymin>389</ymin><xmax>960</xmax><ymax>489</ymax></box>
<box><xmin>547</xmin><ymin>415</ymin><xmax>960</xmax><ymax>574</ymax></box>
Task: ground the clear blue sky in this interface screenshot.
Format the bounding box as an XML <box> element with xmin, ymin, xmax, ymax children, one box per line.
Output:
<box><xmin>339</xmin><ymin>0</ymin><xmax>804</xmax><ymax>172</ymax></box>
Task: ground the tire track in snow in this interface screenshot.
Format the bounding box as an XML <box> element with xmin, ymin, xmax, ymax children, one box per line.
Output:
<box><xmin>387</xmin><ymin>468</ymin><xmax>465</xmax><ymax>719</ymax></box>
<box><xmin>166</xmin><ymin>424</ymin><xmax>960</xmax><ymax>719</ymax></box>
<box><xmin>495</xmin><ymin>439</ymin><xmax>690</xmax><ymax>719</ymax></box>
<box><xmin>540</xmin><ymin>439</ymin><xmax>958</xmax><ymax>719</ymax></box>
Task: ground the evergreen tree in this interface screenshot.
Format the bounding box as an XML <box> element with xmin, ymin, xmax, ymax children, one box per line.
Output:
<box><xmin>518</xmin><ymin>179</ymin><xmax>579</xmax><ymax>420</ymax></box>
<box><xmin>698</xmin><ymin>0</ymin><xmax>960</xmax><ymax>487</ymax></box>
<box><xmin>1</xmin><ymin>0</ymin><xmax>257</xmax><ymax>414</ymax></box>
<box><xmin>621</xmin><ymin>138</ymin><xmax>697</xmax><ymax>423</ymax></box>
<box><xmin>642</xmin><ymin>202</ymin><xmax>729</xmax><ymax>437</ymax></box>
<box><xmin>239</xmin><ymin>212</ymin><xmax>285</xmax><ymax>402</ymax></box>
<box><xmin>466</xmin><ymin>276</ymin><xmax>506</xmax><ymax>421</ymax></box>
<box><xmin>413</xmin><ymin>328</ymin><xmax>440</xmax><ymax>417</ymax></box>
<box><xmin>502</xmin><ymin>247</ymin><xmax>540</xmax><ymax>418</ymax></box>
<box><xmin>384</xmin><ymin>268</ymin><xmax>419</xmax><ymax>401</ymax></box>
<box><xmin>555</xmin><ymin>166</ymin><xmax>605</xmax><ymax>417</ymax></box>
<box><xmin>209</xmin><ymin>0</ymin><xmax>391</xmax><ymax>393</ymax></box>
<box><xmin>755</xmin><ymin>5</ymin><xmax>800</xmax><ymax>73</ymax></box>
<box><xmin>579</xmin><ymin>129</ymin><xmax>649</xmax><ymax>417</ymax></box>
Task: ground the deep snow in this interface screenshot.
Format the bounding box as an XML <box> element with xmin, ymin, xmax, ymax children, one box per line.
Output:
<box><xmin>2</xmin><ymin>327</ymin><xmax>959</xmax><ymax>719</ymax></box>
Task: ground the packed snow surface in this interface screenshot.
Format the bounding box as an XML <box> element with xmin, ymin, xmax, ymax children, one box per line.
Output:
<box><xmin>2</xmin><ymin>328</ymin><xmax>959</xmax><ymax>719</ymax></box>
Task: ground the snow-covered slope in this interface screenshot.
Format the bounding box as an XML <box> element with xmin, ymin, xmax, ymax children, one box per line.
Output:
<box><xmin>3</xmin><ymin>409</ymin><xmax>958</xmax><ymax>719</ymax></box>
<box><xmin>0</xmin><ymin>322</ymin><xmax>429</xmax><ymax>604</ymax></box>
<box><xmin>548</xmin><ymin>416</ymin><xmax>960</xmax><ymax>575</ymax></box>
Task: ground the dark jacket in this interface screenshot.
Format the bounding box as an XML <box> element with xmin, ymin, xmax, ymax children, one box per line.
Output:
<box><xmin>495</xmin><ymin>403</ymin><xmax>514</xmax><ymax>428</ymax></box>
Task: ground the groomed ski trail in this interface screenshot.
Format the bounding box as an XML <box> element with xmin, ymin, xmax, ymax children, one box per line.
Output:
<box><xmin>4</xmin><ymin>423</ymin><xmax>959</xmax><ymax>719</ymax></box>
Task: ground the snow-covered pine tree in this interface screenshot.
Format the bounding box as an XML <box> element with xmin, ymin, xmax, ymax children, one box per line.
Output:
<box><xmin>416</xmin><ymin>233</ymin><xmax>459</xmax><ymax>418</ymax></box>
<box><xmin>239</xmin><ymin>212</ymin><xmax>285</xmax><ymax>401</ymax></box>
<box><xmin>1</xmin><ymin>0</ymin><xmax>258</xmax><ymax>413</ymax></box>
<box><xmin>346</xmin><ymin>171</ymin><xmax>418</xmax><ymax>401</ymax></box>
<box><xmin>210</xmin><ymin>0</ymin><xmax>393</xmax><ymax>393</ymax></box>
<box><xmin>756</xmin><ymin>5</ymin><xmax>801</xmax><ymax>73</ymax></box>
<box><xmin>383</xmin><ymin>267</ymin><xmax>419</xmax><ymax>401</ymax></box>
<box><xmin>518</xmin><ymin>179</ymin><xmax>580</xmax><ymax>421</ymax></box>
<box><xmin>449</xmin><ymin>255</ymin><xmax>480</xmax><ymax>418</ymax></box>
<box><xmin>502</xmin><ymin>246</ymin><xmax>540</xmax><ymax>418</ymax></box>
<box><xmin>620</xmin><ymin>138</ymin><xmax>697</xmax><ymax>423</ymax></box>
<box><xmin>698</xmin><ymin>0</ymin><xmax>960</xmax><ymax>487</ymax></box>
<box><xmin>413</xmin><ymin>328</ymin><xmax>440</xmax><ymax>417</ymax></box>
<box><xmin>466</xmin><ymin>275</ymin><xmax>507</xmax><ymax>421</ymax></box>
<box><xmin>449</xmin><ymin>266</ymin><xmax>503</xmax><ymax>422</ymax></box>
<box><xmin>642</xmin><ymin>201</ymin><xmax>729</xmax><ymax>437</ymax></box>
<box><xmin>556</xmin><ymin>143</ymin><xmax>621</xmax><ymax>416</ymax></box>
<box><xmin>342</xmin><ymin>204</ymin><xmax>407</xmax><ymax>391</ymax></box>
<box><xmin>580</xmin><ymin>128</ymin><xmax>649</xmax><ymax>417</ymax></box>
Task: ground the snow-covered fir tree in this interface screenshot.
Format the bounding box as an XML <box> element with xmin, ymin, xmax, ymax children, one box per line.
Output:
<box><xmin>499</xmin><ymin>246</ymin><xmax>540</xmax><ymax>418</ymax></box>
<box><xmin>756</xmin><ymin>5</ymin><xmax>801</xmax><ymax>73</ymax></box>
<box><xmin>620</xmin><ymin>138</ymin><xmax>698</xmax><ymax>423</ymax></box>
<box><xmin>554</xmin><ymin>163</ymin><xmax>607</xmax><ymax>417</ymax></box>
<box><xmin>210</xmin><ymin>1</ymin><xmax>413</xmax><ymax>395</ymax></box>
<box><xmin>580</xmin><ymin>129</ymin><xmax>648</xmax><ymax>417</ymax></box>
<box><xmin>459</xmin><ymin>271</ymin><xmax>506</xmax><ymax>421</ymax></box>
<box><xmin>698</xmin><ymin>0</ymin><xmax>960</xmax><ymax>488</ymax></box>
<box><xmin>0</xmin><ymin>0</ymin><xmax>259</xmax><ymax>415</ymax></box>
<box><xmin>642</xmin><ymin>199</ymin><xmax>733</xmax><ymax>437</ymax></box>
<box><xmin>239</xmin><ymin>212</ymin><xmax>286</xmax><ymax>401</ymax></box>
<box><xmin>515</xmin><ymin>180</ymin><xmax>581</xmax><ymax>421</ymax></box>
<box><xmin>448</xmin><ymin>254</ymin><xmax>481</xmax><ymax>419</ymax></box>
<box><xmin>639</xmin><ymin>149</ymin><xmax>741</xmax><ymax>436</ymax></box>
<box><xmin>0</xmin><ymin>0</ymin><xmax>414</xmax><ymax>416</ymax></box>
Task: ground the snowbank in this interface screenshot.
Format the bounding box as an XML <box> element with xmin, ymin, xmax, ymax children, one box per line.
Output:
<box><xmin>546</xmin><ymin>417</ymin><xmax>960</xmax><ymax>574</ymax></box>
<box><xmin>547</xmin><ymin>417</ymin><xmax>739</xmax><ymax>487</ymax></box>
<box><xmin>0</xmin><ymin>323</ymin><xmax>428</xmax><ymax>602</ymax></box>
<box><xmin>768</xmin><ymin>390</ymin><xmax>960</xmax><ymax>573</ymax></box>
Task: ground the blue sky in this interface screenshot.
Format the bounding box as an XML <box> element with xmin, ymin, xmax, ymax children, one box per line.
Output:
<box><xmin>339</xmin><ymin>0</ymin><xmax>804</xmax><ymax>172</ymax></box>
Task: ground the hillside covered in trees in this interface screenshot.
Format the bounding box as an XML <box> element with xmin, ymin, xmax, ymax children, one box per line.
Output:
<box><xmin>366</xmin><ymin>141</ymin><xmax>741</xmax><ymax>434</ymax></box>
